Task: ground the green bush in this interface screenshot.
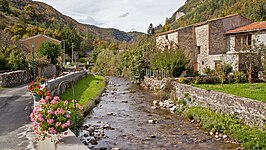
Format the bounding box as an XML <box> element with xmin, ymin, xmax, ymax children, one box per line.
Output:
<box><xmin>233</xmin><ymin>71</ymin><xmax>247</xmax><ymax>83</ymax></box>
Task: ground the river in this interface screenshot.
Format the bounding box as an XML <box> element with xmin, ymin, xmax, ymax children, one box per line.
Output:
<box><xmin>79</xmin><ymin>77</ymin><xmax>240</xmax><ymax>150</ymax></box>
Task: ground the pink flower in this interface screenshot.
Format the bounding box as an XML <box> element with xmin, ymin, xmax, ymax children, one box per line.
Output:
<box><xmin>65</xmin><ymin>120</ymin><xmax>70</xmax><ymax>126</ymax></box>
<box><xmin>39</xmin><ymin>99</ymin><xmax>47</xmax><ymax>104</ymax></box>
<box><xmin>61</xmin><ymin>124</ymin><xmax>66</xmax><ymax>128</ymax></box>
<box><xmin>38</xmin><ymin>114</ymin><xmax>42</xmax><ymax>118</ymax></box>
<box><xmin>64</xmin><ymin>100</ymin><xmax>68</xmax><ymax>105</ymax></box>
<box><xmin>45</xmin><ymin>96</ymin><xmax>51</xmax><ymax>101</ymax></box>
<box><xmin>33</xmin><ymin>106</ymin><xmax>40</xmax><ymax>113</ymax></box>
<box><xmin>48</xmin><ymin>109</ymin><xmax>54</xmax><ymax>115</ymax></box>
<box><xmin>38</xmin><ymin>117</ymin><xmax>44</xmax><ymax>122</ymax></box>
<box><xmin>53</xmin><ymin>96</ymin><xmax>60</xmax><ymax>101</ymax></box>
<box><xmin>47</xmin><ymin>119</ymin><xmax>54</xmax><ymax>125</ymax></box>
<box><xmin>33</xmin><ymin>122</ymin><xmax>39</xmax><ymax>127</ymax></box>
<box><xmin>56</xmin><ymin>122</ymin><xmax>61</xmax><ymax>127</ymax></box>
<box><xmin>51</xmin><ymin>100</ymin><xmax>58</xmax><ymax>105</ymax></box>
<box><xmin>48</xmin><ymin>127</ymin><xmax>57</xmax><ymax>134</ymax></box>
<box><xmin>66</xmin><ymin>114</ymin><xmax>70</xmax><ymax>118</ymax></box>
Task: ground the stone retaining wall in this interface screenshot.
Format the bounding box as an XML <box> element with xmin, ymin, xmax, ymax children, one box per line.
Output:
<box><xmin>143</xmin><ymin>77</ymin><xmax>266</xmax><ymax>128</ymax></box>
<box><xmin>0</xmin><ymin>70</ymin><xmax>32</xmax><ymax>87</ymax></box>
<box><xmin>42</xmin><ymin>70</ymin><xmax>87</xmax><ymax>97</ymax></box>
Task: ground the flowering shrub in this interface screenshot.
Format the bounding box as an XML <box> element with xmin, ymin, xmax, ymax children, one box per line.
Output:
<box><xmin>30</xmin><ymin>96</ymin><xmax>83</xmax><ymax>140</ymax></box>
<box><xmin>36</xmin><ymin>76</ymin><xmax>46</xmax><ymax>83</ymax></box>
<box><xmin>28</xmin><ymin>81</ymin><xmax>47</xmax><ymax>97</ymax></box>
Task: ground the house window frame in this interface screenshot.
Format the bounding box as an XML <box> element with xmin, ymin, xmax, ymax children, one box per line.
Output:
<box><xmin>235</xmin><ymin>34</ymin><xmax>252</xmax><ymax>51</ymax></box>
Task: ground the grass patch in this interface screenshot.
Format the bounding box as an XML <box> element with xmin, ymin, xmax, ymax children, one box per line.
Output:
<box><xmin>183</xmin><ymin>107</ymin><xmax>266</xmax><ymax>149</ymax></box>
<box><xmin>193</xmin><ymin>83</ymin><xmax>266</xmax><ymax>102</ymax></box>
<box><xmin>60</xmin><ymin>74</ymin><xmax>105</xmax><ymax>106</ymax></box>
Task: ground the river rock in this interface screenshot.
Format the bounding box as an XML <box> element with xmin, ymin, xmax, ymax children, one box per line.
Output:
<box><xmin>147</xmin><ymin>120</ymin><xmax>157</xmax><ymax>124</ymax></box>
<box><xmin>87</xmin><ymin>127</ymin><xmax>94</xmax><ymax>132</ymax></box>
<box><xmin>170</xmin><ymin>106</ymin><xmax>177</xmax><ymax>112</ymax></box>
<box><xmin>153</xmin><ymin>100</ymin><xmax>159</xmax><ymax>105</ymax></box>
<box><xmin>223</xmin><ymin>135</ymin><xmax>228</xmax><ymax>139</ymax></box>
<box><xmin>209</xmin><ymin>131</ymin><xmax>213</xmax><ymax>135</ymax></box>
<box><xmin>112</xmin><ymin>148</ymin><xmax>120</xmax><ymax>150</ymax></box>
<box><xmin>150</xmin><ymin>106</ymin><xmax>157</xmax><ymax>109</ymax></box>
<box><xmin>90</xmin><ymin>139</ymin><xmax>98</xmax><ymax>145</ymax></box>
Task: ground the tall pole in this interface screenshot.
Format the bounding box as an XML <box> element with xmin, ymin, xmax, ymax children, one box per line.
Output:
<box><xmin>63</xmin><ymin>40</ymin><xmax>65</xmax><ymax>65</ymax></box>
<box><xmin>71</xmin><ymin>43</ymin><xmax>74</xmax><ymax>64</ymax></box>
<box><xmin>32</xmin><ymin>42</ymin><xmax>35</xmax><ymax>81</ymax></box>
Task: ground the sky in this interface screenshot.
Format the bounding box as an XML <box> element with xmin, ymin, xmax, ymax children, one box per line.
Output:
<box><xmin>34</xmin><ymin>0</ymin><xmax>186</xmax><ymax>33</ymax></box>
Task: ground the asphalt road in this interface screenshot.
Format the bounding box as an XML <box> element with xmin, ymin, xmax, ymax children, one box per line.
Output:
<box><xmin>0</xmin><ymin>84</ymin><xmax>35</xmax><ymax>150</ymax></box>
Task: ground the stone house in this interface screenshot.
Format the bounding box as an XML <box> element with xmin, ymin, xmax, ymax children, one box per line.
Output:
<box><xmin>20</xmin><ymin>34</ymin><xmax>62</xmax><ymax>78</ymax></box>
<box><xmin>194</xmin><ymin>14</ymin><xmax>252</xmax><ymax>73</ymax></box>
<box><xmin>225</xmin><ymin>22</ymin><xmax>266</xmax><ymax>73</ymax></box>
<box><xmin>155</xmin><ymin>14</ymin><xmax>265</xmax><ymax>74</ymax></box>
<box><xmin>20</xmin><ymin>34</ymin><xmax>61</xmax><ymax>53</ymax></box>
<box><xmin>155</xmin><ymin>25</ymin><xmax>195</xmax><ymax>69</ymax></box>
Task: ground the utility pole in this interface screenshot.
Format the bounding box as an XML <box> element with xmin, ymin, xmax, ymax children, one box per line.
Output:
<box><xmin>71</xmin><ymin>43</ymin><xmax>74</xmax><ymax>63</ymax></box>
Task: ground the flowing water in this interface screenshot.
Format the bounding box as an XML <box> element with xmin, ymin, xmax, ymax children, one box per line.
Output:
<box><xmin>79</xmin><ymin>77</ymin><xmax>240</xmax><ymax>150</ymax></box>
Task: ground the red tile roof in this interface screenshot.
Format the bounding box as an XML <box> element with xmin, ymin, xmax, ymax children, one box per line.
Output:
<box><xmin>226</xmin><ymin>22</ymin><xmax>266</xmax><ymax>34</ymax></box>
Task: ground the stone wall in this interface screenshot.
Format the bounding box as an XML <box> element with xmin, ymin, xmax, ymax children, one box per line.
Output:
<box><xmin>44</xmin><ymin>70</ymin><xmax>87</xmax><ymax>97</ymax></box>
<box><xmin>36</xmin><ymin>64</ymin><xmax>56</xmax><ymax>79</ymax></box>
<box><xmin>143</xmin><ymin>77</ymin><xmax>266</xmax><ymax>129</ymax></box>
<box><xmin>0</xmin><ymin>70</ymin><xmax>32</xmax><ymax>87</ymax></box>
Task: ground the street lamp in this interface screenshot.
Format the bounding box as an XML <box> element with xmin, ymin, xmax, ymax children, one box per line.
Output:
<box><xmin>32</xmin><ymin>42</ymin><xmax>35</xmax><ymax>81</ymax></box>
<box><xmin>62</xmin><ymin>40</ymin><xmax>66</xmax><ymax>65</ymax></box>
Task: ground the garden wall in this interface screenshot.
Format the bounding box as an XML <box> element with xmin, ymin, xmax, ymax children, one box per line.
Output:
<box><xmin>143</xmin><ymin>77</ymin><xmax>266</xmax><ymax>129</ymax></box>
<box><xmin>0</xmin><ymin>70</ymin><xmax>32</xmax><ymax>87</ymax></box>
<box><xmin>42</xmin><ymin>70</ymin><xmax>87</xmax><ymax>97</ymax></box>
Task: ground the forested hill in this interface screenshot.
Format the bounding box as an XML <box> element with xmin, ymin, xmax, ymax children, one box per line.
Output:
<box><xmin>159</xmin><ymin>0</ymin><xmax>266</xmax><ymax>32</ymax></box>
<box><xmin>0</xmin><ymin>0</ymin><xmax>143</xmax><ymax>47</ymax></box>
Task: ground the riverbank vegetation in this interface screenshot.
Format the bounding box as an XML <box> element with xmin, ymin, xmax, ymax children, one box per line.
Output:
<box><xmin>60</xmin><ymin>74</ymin><xmax>105</xmax><ymax>106</ymax></box>
<box><xmin>193</xmin><ymin>83</ymin><xmax>266</xmax><ymax>102</ymax></box>
<box><xmin>91</xmin><ymin>35</ymin><xmax>190</xmax><ymax>83</ymax></box>
<box><xmin>182</xmin><ymin>106</ymin><xmax>266</xmax><ymax>149</ymax></box>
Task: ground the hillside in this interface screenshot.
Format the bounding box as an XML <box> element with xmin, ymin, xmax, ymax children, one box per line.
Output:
<box><xmin>0</xmin><ymin>0</ymin><xmax>143</xmax><ymax>46</ymax></box>
<box><xmin>160</xmin><ymin>0</ymin><xmax>266</xmax><ymax>31</ymax></box>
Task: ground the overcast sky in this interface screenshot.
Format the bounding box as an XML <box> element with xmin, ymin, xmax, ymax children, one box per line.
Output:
<box><xmin>34</xmin><ymin>0</ymin><xmax>186</xmax><ymax>33</ymax></box>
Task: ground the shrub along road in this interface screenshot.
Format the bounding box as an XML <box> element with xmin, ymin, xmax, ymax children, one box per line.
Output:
<box><xmin>0</xmin><ymin>84</ymin><xmax>35</xmax><ymax>150</ymax></box>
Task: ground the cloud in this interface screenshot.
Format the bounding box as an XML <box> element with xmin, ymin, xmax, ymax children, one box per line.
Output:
<box><xmin>78</xmin><ymin>16</ymin><xmax>103</xmax><ymax>26</ymax></box>
<box><xmin>34</xmin><ymin>0</ymin><xmax>186</xmax><ymax>32</ymax></box>
<box><xmin>119</xmin><ymin>12</ymin><xmax>129</xmax><ymax>18</ymax></box>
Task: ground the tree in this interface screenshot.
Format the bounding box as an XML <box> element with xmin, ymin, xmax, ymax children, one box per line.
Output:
<box><xmin>8</xmin><ymin>49</ymin><xmax>27</xmax><ymax>70</ymax></box>
<box><xmin>242</xmin><ymin>37</ymin><xmax>266</xmax><ymax>84</ymax></box>
<box><xmin>24</xmin><ymin>4</ymin><xmax>35</xmax><ymax>19</ymax></box>
<box><xmin>163</xmin><ymin>18</ymin><xmax>169</xmax><ymax>32</ymax></box>
<box><xmin>0</xmin><ymin>0</ymin><xmax>9</xmax><ymax>12</ymax></box>
<box><xmin>147</xmin><ymin>23</ymin><xmax>155</xmax><ymax>36</ymax></box>
<box><xmin>37</xmin><ymin>42</ymin><xmax>61</xmax><ymax>65</ymax></box>
<box><xmin>61</xmin><ymin>26</ymin><xmax>82</xmax><ymax>57</ymax></box>
<box><xmin>151</xmin><ymin>48</ymin><xmax>189</xmax><ymax>77</ymax></box>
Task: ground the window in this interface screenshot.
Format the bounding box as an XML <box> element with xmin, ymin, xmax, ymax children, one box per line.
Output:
<box><xmin>197</xmin><ymin>46</ymin><xmax>201</xmax><ymax>54</ymax></box>
<box><xmin>165</xmin><ymin>35</ymin><xmax>168</xmax><ymax>40</ymax></box>
<box><xmin>235</xmin><ymin>34</ymin><xmax>252</xmax><ymax>51</ymax></box>
<box><xmin>165</xmin><ymin>45</ymin><xmax>169</xmax><ymax>50</ymax></box>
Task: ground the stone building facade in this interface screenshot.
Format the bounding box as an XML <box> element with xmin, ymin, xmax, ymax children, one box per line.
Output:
<box><xmin>156</xmin><ymin>26</ymin><xmax>195</xmax><ymax>69</ymax></box>
<box><xmin>156</xmin><ymin>14</ymin><xmax>266</xmax><ymax>74</ymax></box>
<box><xmin>225</xmin><ymin>22</ymin><xmax>266</xmax><ymax>73</ymax></box>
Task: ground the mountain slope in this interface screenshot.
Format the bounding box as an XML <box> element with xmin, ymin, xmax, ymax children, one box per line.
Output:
<box><xmin>162</xmin><ymin>0</ymin><xmax>266</xmax><ymax>31</ymax></box>
<box><xmin>1</xmin><ymin>0</ymin><xmax>142</xmax><ymax>42</ymax></box>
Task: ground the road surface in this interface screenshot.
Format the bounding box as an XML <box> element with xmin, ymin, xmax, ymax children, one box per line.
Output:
<box><xmin>0</xmin><ymin>84</ymin><xmax>35</xmax><ymax>150</ymax></box>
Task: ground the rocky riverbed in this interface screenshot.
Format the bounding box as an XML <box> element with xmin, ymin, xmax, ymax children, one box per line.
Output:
<box><xmin>78</xmin><ymin>77</ymin><xmax>241</xmax><ymax>150</ymax></box>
